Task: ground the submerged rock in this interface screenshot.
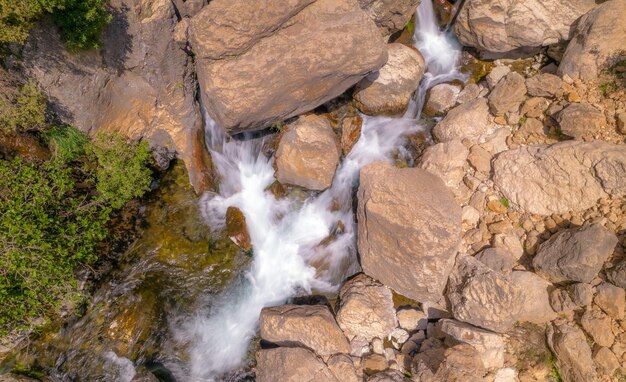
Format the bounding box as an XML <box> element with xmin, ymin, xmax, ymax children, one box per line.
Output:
<box><xmin>190</xmin><ymin>0</ymin><xmax>386</xmax><ymax>134</ymax></box>
<box><xmin>357</xmin><ymin>161</ymin><xmax>461</xmax><ymax>303</ymax></box>
<box><xmin>354</xmin><ymin>43</ymin><xmax>425</xmax><ymax>116</ymax></box>
<box><xmin>225</xmin><ymin>206</ymin><xmax>251</xmax><ymax>251</ymax></box>
<box><xmin>256</xmin><ymin>347</ymin><xmax>338</xmax><ymax>382</ymax></box>
<box><xmin>275</xmin><ymin>114</ymin><xmax>341</xmax><ymax>191</ymax></box>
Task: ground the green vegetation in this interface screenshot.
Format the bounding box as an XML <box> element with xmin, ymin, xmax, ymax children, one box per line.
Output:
<box><xmin>499</xmin><ymin>197</ymin><xmax>510</xmax><ymax>209</ymax></box>
<box><xmin>599</xmin><ymin>80</ymin><xmax>618</xmax><ymax>96</ymax></box>
<box><xmin>548</xmin><ymin>353</ymin><xmax>564</xmax><ymax>382</ymax></box>
<box><xmin>0</xmin><ymin>81</ymin><xmax>47</xmax><ymax>132</ymax></box>
<box><xmin>0</xmin><ymin>0</ymin><xmax>111</xmax><ymax>49</ymax></box>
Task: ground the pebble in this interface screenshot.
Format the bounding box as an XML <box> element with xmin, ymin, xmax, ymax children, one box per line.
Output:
<box><xmin>489</xmin><ymin>220</ymin><xmax>513</xmax><ymax>234</ymax></box>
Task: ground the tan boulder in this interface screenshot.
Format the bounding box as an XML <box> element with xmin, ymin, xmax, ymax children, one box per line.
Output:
<box><xmin>423</xmin><ymin>83</ymin><xmax>461</xmax><ymax>117</ymax></box>
<box><xmin>488</xmin><ymin>72</ymin><xmax>527</xmax><ymax>116</ymax></box>
<box><xmin>509</xmin><ymin>271</ymin><xmax>557</xmax><ymax>324</ymax></box>
<box><xmin>275</xmin><ymin>115</ymin><xmax>340</xmax><ymax>191</ymax></box>
<box><xmin>259</xmin><ymin>305</ymin><xmax>350</xmax><ymax>356</ymax></box>
<box><xmin>357</xmin><ymin>0</ymin><xmax>421</xmax><ymax>36</ymax></box>
<box><xmin>256</xmin><ymin>347</ymin><xmax>339</xmax><ymax>382</ymax></box>
<box><xmin>190</xmin><ymin>0</ymin><xmax>387</xmax><ymax>134</ymax></box>
<box><xmin>556</xmin><ymin>103</ymin><xmax>605</xmax><ymax>140</ymax></box>
<box><xmin>354</xmin><ymin>43</ymin><xmax>425</xmax><ymax>115</ymax></box>
<box><xmin>439</xmin><ymin>319</ymin><xmax>505</xmax><ymax>369</ymax></box>
<box><xmin>432</xmin><ymin>98</ymin><xmax>490</xmax><ymax>142</ymax></box>
<box><xmin>357</xmin><ymin>162</ymin><xmax>461</xmax><ymax>303</ymax></box>
<box><xmin>547</xmin><ymin>322</ymin><xmax>599</xmax><ymax>382</ymax></box>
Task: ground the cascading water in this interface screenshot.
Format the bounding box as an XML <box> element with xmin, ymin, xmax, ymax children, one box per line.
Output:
<box><xmin>177</xmin><ymin>1</ymin><xmax>464</xmax><ymax>380</ymax></box>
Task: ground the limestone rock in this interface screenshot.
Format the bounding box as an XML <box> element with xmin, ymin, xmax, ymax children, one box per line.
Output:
<box><xmin>558</xmin><ymin>0</ymin><xmax>626</xmax><ymax>80</ymax></box>
<box><xmin>256</xmin><ymin>347</ymin><xmax>338</xmax><ymax>382</ymax></box>
<box><xmin>327</xmin><ymin>354</ymin><xmax>359</xmax><ymax>382</ymax></box>
<box><xmin>486</xmin><ymin>66</ymin><xmax>510</xmax><ymax>90</ymax></box>
<box><xmin>556</xmin><ymin>103</ymin><xmax>605</xmax><ymax>140</ymax></box>
<box><xmin>550</xmin><ymin>288</ymin><xmax>578</xmax><ymax>314</ymax></box>
<box><xmin>488</xmin><ymin>72</ymin><xmax>527</xmax><ymax>116</ymax></box>
<box><xmin>525</xmin><ymin>73</ymin><xmax>563</xmax><ymax>98</ymax></box>
<box><xmin>580</xmin><ymin>307</ymin><xmax>614</xmax><ymax>347</ymax></box>
<box><xmin>336</xmin><ymin>274</ymin><xmax>397</xmax><ymax>340</ymax></box>
<box><xmin>606</xmin><ymin>260</ymin><xmax>626</xmax><ymax>289</ymax></box>
<box><xmin>419</xmin><ymin>140</ymin><xmax>469</xmax><ymax>191</ymax></box>
<box><xmin>447</xmin><ymin>255</ymin><xmax>521</xmax><ymax>333</ymax></box>
<box><xmin>358</xmin><ymin>0</ymin><xmax>421</xmax><ymax>36</ymax></box>
<box><xmin>492</xmin><ymin>141</ymin><xmax>626</xmax><ymax>215</ymax></box>
<box><xmin>593</xmin><ymin>346</ymin><xmax>620</xmax><ymax>376</ymax></box>
<box><xmin>546</xmin><ymin>322</ymin><xmax>598</xmax><ymax>382</ymax></box>
<box><xmin>492</xmin><ymin>233</ymin><xmax>523</xmax><ymax>260</ymax></box>
<box><xmin>259</xmin><ymin>305</ymin><xmax>350</xmax><ymax>356</ymax></box>
<box><xmin>275</xmin><ymin>115</ymin><xmax>340</xmax><ymax>191</ymax></box>
<box><xmin>455</xmin><ymin>0</ymin><xmax>597</xmax><ymax>53</ymax></box>
<box><xmin>595</xmin><ymin>282</ymin><xmax>625</xmax><ymax>320</ymax></box>
<box><xmin>341</xmin><ymin>115</ymin><xmax>363</xmax><ymax>156</ymax></box>
<box><xmin>397</xmin><ymin>308</ymin><xmax>427</xmax><ymax>332</ymax></box>
<box><xmin>474</xmin><ymin>248</ymin><xmax>516</xmax><ymax>274</ymax></box>
<box><xmin>354</xmin><ymin>43</ymin><xmax>425</xmax><ymax>115</ymax></box>
<box><xmin>510</xmin><ymin>271</ymin><xmax>557</xmax><ymax>324</ymax></box>
<box><xmin>424</xmin><ymin>83</ymin><xmax>461</xmax><ymax>117</ymax></box>
<box><xmin>569</xmin><ymin>283</ymin><xmax>594</xmax><ymax>307</ymax></box>
<box><xmin>225</xmin><ymin>207</ymin><xmax>251</xmax><ymax>251</ymax></box>
<box><xmin>439</xmin><ymin>319</ymin><xmax>505</xmax><ymax>369</ymax></box>
<box><xmin>190</xmin><ymin>0</ymin><xmax>387</xmax><ymax>134</ymax></box>
<box><xmin>432</xmin><ymin>98</ymin><xmax>490</xmax><ymax>142</ymax></box>
<box><xmin>366</xmin><ymin>369</ymin><xmax>410</xmax><ymax>382</ymax></box>
<box><xmin>433</xmin><ymin>344</ymin><xmax>487</xmax><ymax>381</ymax></box>
<box><xmin>363</xmin><ymin>353</ymin><xmax>388</xmax><ymax>375</ymax></box>
<box><xmin>532</xmin><ymin>223</ymin><xmax>618</xmax><ymax>284</ymax></box>
<box><xmin>357</xmin><ymin>162</ymin><xmax>461</xmax><ymax>303</ymax></box>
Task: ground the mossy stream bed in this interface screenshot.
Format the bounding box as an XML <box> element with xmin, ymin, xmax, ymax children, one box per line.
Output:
<box><xmin>2</xmin><ymin>162</ymin><xmax>252</xmax><ymax>381</ymax></box>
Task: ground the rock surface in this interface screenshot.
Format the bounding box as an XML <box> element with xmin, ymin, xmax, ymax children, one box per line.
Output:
<box><xmin>455</xmin><ymin>0</ymin><xmax>597</xmax><ymax>53</ymax></box>
<box><xmin>259</xmin><ymin>305</ymin><xmax>350</xmax><ymax>356</ymax></box>
<box><xmin>357</xmin><ymin>161</ymin><xmax>461</xmax><ymax>303</ymax></box>
<box><xmin>439</xmin><ymin>319</ymin><xmax>504</xmax><ymax>369</ymax></box>
<box><xmin>275</xmin><ymin>115</ymin><xmax>340</xmax><ymax>191</ymax></box>
<box><xmin>190</xmin><ymin>0</ymin><xmax>387</xmax><ymax>134</ymax></box>
<box><xmin>488</xmin><ymin>72</ymin><xmax>527</xmax><ymax>116</ymax></box>
<box><xmin>256</xmin><ymin>347</ymin><xmax>339</xmax><ymax>382</ymax></box>
<box><xmin>556</xmin><ymin>103</ymin><xmax>605</xmax><ymax>140</ymax></box>
<box><xmin>509</xmin><ymin>271</ymin><xmax>557</xmax><ymax>324</ymax></box>
<box><xmin>525</xmin><ymin>73</ymin><xmax>563</xmax><ymax>98</ymax></box>
<box><xmin>357</xmin><ymin>0</ymin><xmax>421</xmax><ymax>36</ymax></box>
<box><xmin>354</xmin><ymin>43</ymin><xmax>425</xmax><ymax>115</ymax></box>
<box><xmin>493</xmin><ymin>141</ymin><xmax>626</xmax><ymax>215</ymax></box>
<box><xmin>595</xmin><ymin>282</ymin><xmax>625</xmax><ymax>319</ymax></box>
<box><xmin>419</xmin><ymin>140</ymin><xmax>469</xmax><ymax>192</ymax></box>
<box><xmin>327</xmin><ymin>354</ymin><xmax>358</xmax><ymax>382</ymax></box>
<box><xmin>433</xmin><ymin>344</ymin><xmax>487</xmax><ymax>381</ymax></box>
<box><xmin>532</xmin><ymin>223</ymin><xmax>618</xmax><ymax>283</ymax></box>
<box><xmin>336</xmin><ymin>274</ymin><xmax>397</xmax><ymax>340</ymax></box>
<box><xmin>432</xmin><ymin>98</ymin><xmax>490</xmax><ymax>142</ymax></box>
<box><xmin>558</xmin><ymin>0</ymin><xmax>626</xmax><ymax>80</ymax></box>
<box><xmin>424</xmin><ymin>83</ymin><xmax>460</xmax><ymax>117</ymax></box>
<box><xmin>547</xmin><ymin>322</ymin><xmax>598</xmax><ymax>382</ymax></box>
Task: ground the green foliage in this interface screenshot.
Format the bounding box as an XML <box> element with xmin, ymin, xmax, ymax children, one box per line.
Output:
<box><xmin>88</xmin><ymin>133</ymin><xmax>153</xmax><ymax>209</ymax></box>
<box><xmin>269</xmin><ymin>121</ymin><xmax>285</xmax><ymax>133</ymax></box>
<box><xmin>548</xmin><ymin>353</ymin><xmax>564</xmax><ymax>382</ymax></box>
<box><xmin>0</xmin><ymin>158</ymin><xmax>110</xmax><ymax>335</ymax></box>
<box><xmin>0</xmin><ymin>81</ymin><xmax>47</xmax><ymax>132</ymax></box>
<box><xmin>599</xmin><ymin>80</ymin><xmax>618</xmax><ymax>96</ymax></box>
<box><xmin>405</xmin><ymin>17</ymin><xmax>415</xmax><ymax>35</ymax></box>
<box><xmin>499</xmin><ymin>197</ymin><xmax>510</xmax><ymax>209</ymax></box>
<box><xmin>43</xmin><ymin>125</ymin><xmax>89</xmax><ymax>162</ymax></box>
<box><xmin>0</xmin><ymin>0</ymin><xmax>110</xmax><ymax>49</ymax></box>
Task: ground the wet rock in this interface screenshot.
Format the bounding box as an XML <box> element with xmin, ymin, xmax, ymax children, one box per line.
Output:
<box><xmin>492</xmin><ymin>141</ymin><xmax>626</xmax><ymax>215</ymax></box>
<box><xmin>341</xmin><ymin>115</ymin><xmax>363</xmax><ymax>155</ymax></box>
<box><xmin>190</xmin><ymin>0</ymin><xmax>386</xmax><ymax>134</ymax></box>
<box><xmin>556</xmin><ymin>103</ymin><xmax>605</xmax><ymax>140</ymax></box>
<box><xmin>256</xmin><ymin>347</ymin><xmax>338</xmax><ymax>382</ymax></box>
<box><xmin>225</xmin><ymin>207</ymin><xmax>251</xmax><ymax>251</ymax></box>
<box><xmin>532</xmin><ymin>223</ymin><xmax>618</xmax><ymax>283</ymax></box>
<box><xmin>433</xmin><ymin>344</ymin><xmax>487</xmax><ymax>381</ymax></box>
<box><xmin>357</xmin><ymin>0</ymin><xmax>421</xmax><ymax>36</ymax></box>
<box><xmin>432</xmin><ymin>98</ymin><xmax>490</xmax><ymax>142</ymax></box>
<box><xmin>423</xmin><ymin>83</ymin><xmax>461</xmax><ymax>117</ymax></box>
<box><xmin>327</xmin><ymin>354</ymin><xmax>359</xmax><ymax>382</ymax></box>
<box><xmin>474</xmin><ymin>248</ymin><xmax>516</xmax><ymax>274</ymax></box>
<box><xmin>580</xmin><ymin>307</ymin><xmax>614</xmax><ymax>347</ymax></box>
<box><xmin>419</xmin><ymin>140</ymin><xmax>469</xmax><ymax>191</ymax></box>
<box><xmin>366</xmin><ymin>369</ymin><xmax>410</xmax><ymax>382</ymax></box>
<box><xmin>488</xmin><ymin>72</ymin><xmax>527</xmax><ymax>116</ymax></box>
<box><xmin>354</xmin><ymin>43</ymin><xmax>425</xmax><ymax>115</ymax></box>
<box><xmin>357</xmin><ymin>162</ymin><xmax>461</xmax><ymax>303</ymax></box>
<box><xmin>510</xmin><ymin>271</ymin><xmax>557</xmax><ymax>324</ymax></box>
<box><xmin>447</xmin><ymin>255</ymin><xmax>521</xmax><ymax>333</ymax></box>
<box><xmin>593</xmin><ymin>346</ymin><xmax>620</xmax><ymax>376</ymax></box>
<box><xmin>454</xmin><ymin>0</ymin><xmax>597</xmax><ymax>53</ymax></box>
<box><xmin>486</xmin><ymin>66</ymin><xmax>510</xmax><ymax>90</ymax></box>
<box><xmin>397</xmin><ymin>308</ymin><xmax>427</xmax><ymax>332</ymax></box>
<box><xmin>275</xmin><ymin>114</ymin><xmax>340</xmax><ymax>191</ymax></box>
<box><xmin>259</xmin><ymin>305</ymin><xmax>350</xmax><ymax>356</ymax></box>
<box><xmin>606</xmin><ymin>261</ymin><xmax>626</xmax><ymax>289</ymax></box>
<box><xmin>595</xmin><ymin>282</ymin><xmax>625</xmax><ymax>320</ymax></box>
<box><xmin>546</xmin><ymin>322</ymin><xmax>598</xmax><ymax>382</ymax></box>
<box><xmin>525</xmin><ymin>73</ymin><xmax>563</xmax><ymax>98</ymax></box>
<box><xmin>336</xmin><ymin>274</ymin><xmax>397</xmax><ymax>340</ymax></box>
<box><xmin>439</xmin><ymin>319</ymin><xmax>505</xmax><ymax>369</ymax></box>
<box><xmin>558</xmin><ymin>0</ymin><xmax>626</xmax><ymax>80</ymax></box>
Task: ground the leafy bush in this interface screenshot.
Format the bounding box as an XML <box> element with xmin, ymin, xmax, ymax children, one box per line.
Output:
<box><xmin>88</xmin><ymin>133</ymin><xmax>153</xmax><ymax>209</ymax></box>
<box><xmin>0</xmin><ymin>158</ymin><xmax>109</xmax><ymax>335</ymax></box>
<box><xmin>43</xmin><ymin>125</ymin><xmax>89</xmax><ymax>162</ymax></box>
<box><xmin>0</xmin><ymin>81</ymin><xmax>47</xmax><ymax>132</ymax></box>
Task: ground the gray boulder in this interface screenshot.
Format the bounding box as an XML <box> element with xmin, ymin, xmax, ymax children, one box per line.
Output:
<box><xmin>525</xmin><ymin>73</ymin><xmax>563</xmax><ymax>98</ymax></box>
<box><xmin>556</xmin><ymin>103</ymin><xmax>605</xmax><ymax>140</ymax></box>
<box><xmin>547</xmin><ymin>323</ymin><xmax>599</xmax><ymax>382</ymax></box>
<box><xmin>488</xmin><ymin>72</ymin><xmax>527</xmax><ymax>116</ymax></box>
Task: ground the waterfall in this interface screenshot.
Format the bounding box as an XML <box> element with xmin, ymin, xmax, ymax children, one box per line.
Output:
<box><xmin>176</xmin><ymin>1</ymin><xmax>463</xmax><ymax>380</ymax></box>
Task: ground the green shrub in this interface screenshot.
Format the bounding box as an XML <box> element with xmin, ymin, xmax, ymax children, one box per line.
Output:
<box><xmin>88</xmin><ymin>133</ymin><xmax>153</xmax><ymax>209</ymax></box>
<box><xmin>0</xmin><ymin>81</ymin><xmax>47</xmax><ymax>132</ymax></box>
<box><xmin>44</xmin><ymin>125</ymin><xmax>89</xmax><ymax>162</ymax></box>
<box><xmin>0</xmin><ymin>158</ymin><xmax>110</xmax><ymax>335</ymax></box>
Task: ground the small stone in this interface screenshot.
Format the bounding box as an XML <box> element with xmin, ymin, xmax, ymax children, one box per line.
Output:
<box><xmin>475</xmin><ymin>248</ymin><xmax>517</xmax><ymax>274</ymax></box>
<box><xmin>593</xmin><ymin>346</ymin><xmax>620</xmax><ymax>376</ymax></box>
<box><xmin>580</xmin><ymin>307</ymin><xmax>614</xmax><ymax>347</ymax></box>
<box><xmin>468</xmin><ymin>145</ymin><xmax>492</xmax><ymax>173</ymax></box>
<box><xmin>350</xmin><ymin>336</ymin><xmax>370</xmax><ymax>357</ymax></box>
<box><xmin>616</xmin><ymin>111</ymin><xmax>626</xmax><ymax>134</ymax></box>
<box><xmin>486</xmin><ymin>66</ymin><xmax>511</xmax><ymax>89</ymax></box>
<box><xmin>547</xmin><ymin>322</ymin><xmax>598</xmax><ymax>382</ymax></box>
<box><xmin>567</xmin><ymin>90</ymin><xmax>581</xmax><ymax>102</ymax></box>
<box><xmin>568</xmin><ymin>283</ymin><xmax>593</xmax><ymax>306</ymax></box>
<box><xmin>494</xmin><ymin>116</ymin><xmax>507</xmax><ymax>125</ymax></box>
<box><xmin>488</xmin><ymin>72</ymin><xmax>527</xmax><ymax>116</ymax></box>
<box><xmin>457</xmin><ymin>83</ymin><xmax>481</xmax><ymax>104</ymax></box>
<box><xmin>492</xmin><ymin>233</ymin><xmax>523</xmax><ymax>260</ymax></box>
<box><xmin>595</xmin><ymin>282</ymin><xmax>625</xmax><ymax>319</ymax></box>
<box><xmin>424</xmin><ymin>83</ymin><xmax>461</xmax><ymax>116</ymax></box>
<box><xmin>362</xmin><ymin>353</ymin><xmax>388</xmax><ymax>375</ymax></box>
<box><xmin>439</xmin><ymin>319</ymin><xmax>505</xmax><ymax>369</ymax></box>
<box><xmin>556</xmin><ymin>103</ymin><xmax>605</xmax><ymax>140</ymax></box>
<box><xmin>521</xmin><ymin>97</ymin><xmax>550</xmax><ymax>118</ymax></box>
<box><xmin>549</xmin><ymin>288</ymin><xmax>577</xmax><ymax>313</ymax></box>
<box><xmin>327</xmin><ymin>354</ymin><xmax>358</xmax><ymax>382</ymax></box>
<box><xmin>494</xmin><ymin>367</ymin><xmax>518</xmax><ymax>382</ymax></box>
<box><xmin>525</xmin><ymin>73</ymin><xmax>563</xmax><ymax>98</ymax></box>
<box><xmin>489</xmin><ymin>220</ymin><xmax>513</xmax><ymax>234</ymax></box>
<box><xmin>606</xmin><ymin>261</ymin><xmax>626</xmax><ymax>289</ymax></box>
<box><xmin>341</xmin><ymin>115</ymin><xmax>363</xmax><ymax>155</ymax></box>
<box><xmin>487</xmin><ymin>199</ymin><xmax>508</xmax><ymax>214</ymax></box>
<box><xmin>396</xmin><ymin>308</ymin><xmax>427</xmax><ymax>332</ymax></box>
<box><xmin>462</xmin><ymin>205</ymin><xmax>480</xmax><ymax>228</ymax></box>
<box><xmin>389</xmin><ymin>328</ymin><xmax>409</xmax><ymax>350</ymax></box>
<box><xmin>372</xmin><ymin>337</ymin><xmax>384</xmax><ymax>354</ymax></box>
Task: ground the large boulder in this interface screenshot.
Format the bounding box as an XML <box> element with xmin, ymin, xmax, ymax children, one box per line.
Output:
<box><xmin>274</xmin><ymin>115</ymin><xmax>340</xmax><ymax>191</ymax></box>
<box><xmin>259</xmin><ymin>305</ymin><xmax>350</xmax><ymax>356</ymax></box>
<box><xmin>432</xmin><ymin>98</ymin><xmax>490</xmax><ymax>143</ymax></box>
<box><xmin>558</xmin><ymin>0</ymin><xmax>626</xmax><ymax>80</ymax></box>
<box><xmin>335</xmin><ymin>274</ymin><xmax>397</xmax><ymax>340</ymax></box>
<box><xmin>256</xmin><ymin>347</ymin><xmax>339</xmax><ymax>382</ymax></box>
<box><xmin>446</xmin><ymin>255</ymin><xmax>521</xmax><ymax>333</ymax></box>
<box><xmin>24</xmin><ymin>0</ymin><xmax>212</xmax><ymax>192</ymax></box>
<box><xmin>532</xmin><ymin>223</ymin><xmax>618</xmax><ymax>284</ymax></box>
<box><xmin>353</xmin><ymin>43</ymin><xmax>425</xmax><ymax>115</ymax></box>
<box><xmin>454</xmin><ymin>0</ymin><xmax>597</xmax><ymax>53</ymax></box>
<box><xmin>357</xmin><ymin>161</ymin><xmax>461</xmax><ymax>303</ymax></box>
<box><xmin>190</xmin><ymin>0</ymin><xmax>387</xmax><ymax>134</ymax></box>
<box><xmin>546</xmin><ymin>323</ymin><xmax>598</xmax><ymax>382</ymax></box>
<box><xmin>492</xmin><ymin>141</ymin><xmax>626</xmax><ymax>215</ymax></box>
<box><xmin>357</xmin><ymin>0</ymin><xmax>421</xmax><ymax>36</ymax></box>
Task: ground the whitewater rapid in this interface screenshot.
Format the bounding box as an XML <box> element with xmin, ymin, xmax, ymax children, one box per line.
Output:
<box><xmin>177</xmin><ymin>1</ymin><xmax>464</xmax><ymax>380</ymax></box>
